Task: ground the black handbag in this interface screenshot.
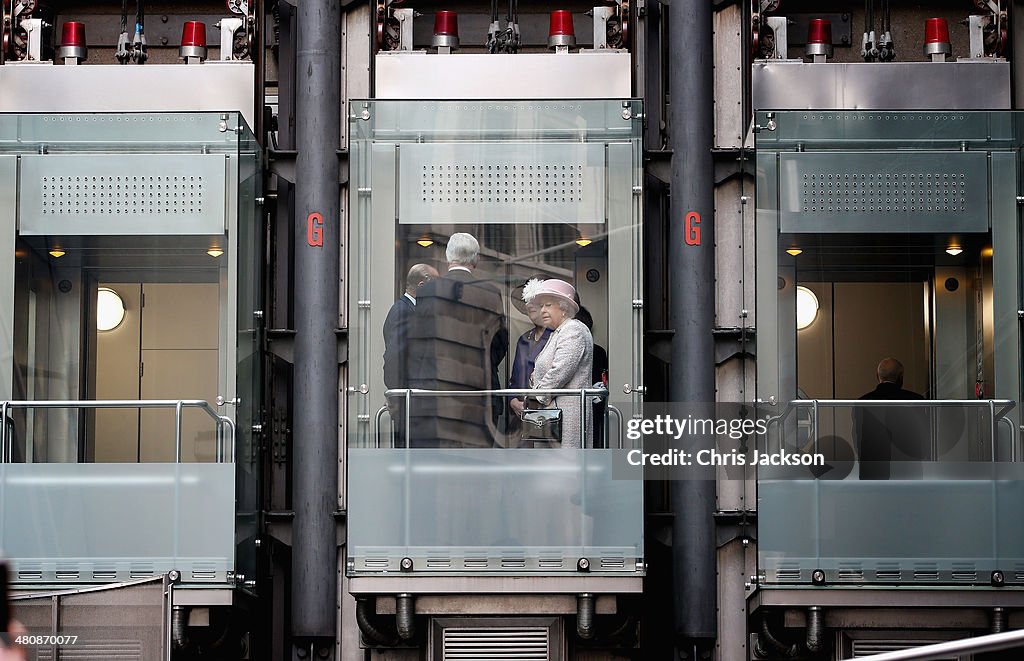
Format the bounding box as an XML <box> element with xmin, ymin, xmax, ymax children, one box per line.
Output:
<box><xmin>521</xmin><ymin>408</ymin><xmax>562</xmax><ymax>443</ymax></box>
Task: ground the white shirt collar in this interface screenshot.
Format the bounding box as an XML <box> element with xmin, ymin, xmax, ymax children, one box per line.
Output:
<box><xmin>448</xmin><ymin>265</ymin><xmax>472</xmax><ymax>273</ymax></box>
<box><xmin>404</xmin><ymin>292</ymin><xmax>416</xmax><ymax>306</ymax></box>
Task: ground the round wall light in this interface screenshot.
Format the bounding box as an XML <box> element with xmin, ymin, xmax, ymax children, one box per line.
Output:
<box><xmin>97</xmin><ymin>287</ymin><xmax>126</xmax><ymax>332</ymax></box>
<box><xmin>796</xmin><ymin>286</ymin><xmax>819</xmax><ymax>330</ymax></box>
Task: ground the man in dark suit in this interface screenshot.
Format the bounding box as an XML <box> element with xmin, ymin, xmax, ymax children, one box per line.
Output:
<box><xmin>383</xmin><ymin>263</ymin><xmax>438</xmax><ymax>446</ymax></box>
<box><xmin>853</xmin><ymin>358</ymin><xmax>927</xmax><ymax>479</ymax></box>
<box><xmin>406</xmin><ymin>233</ymin><xmax>509</xmax><ymax>447</ymax></box>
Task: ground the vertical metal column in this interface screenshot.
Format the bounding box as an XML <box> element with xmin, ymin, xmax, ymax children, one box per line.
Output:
<box><xmin>292</xmin><ymin>0</ymin><xmax>340</xmax><ymax>657</ymax></box>
<box><xmin>667</xmin><ymin>0</ymin><xmax>717</xmax><ymax>648</ymax></box>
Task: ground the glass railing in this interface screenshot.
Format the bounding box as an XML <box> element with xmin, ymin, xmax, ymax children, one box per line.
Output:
<box><xmin>758</xmin><ymin>399</ymin><xmax>1023</xmax><ymax>585</ymax></box>
<box><xmin>348</xmin><ymin>388</ymin><xmax>643</xmax><ymax>575</ymax></box>
<box><xmin>0</xmin><ymin>399</ymin><xmax>236</xmax><ymax>585</ymax></box>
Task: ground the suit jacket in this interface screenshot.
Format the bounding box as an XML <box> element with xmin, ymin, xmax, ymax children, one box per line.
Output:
<box><xmin>853</xmin><ymin>381</ymin><xmax>926</xmax><ymax>479</ymax></box>
<box><xmin>382</xmin><ymin>294</ymin><xmax>415</xmax><ymax>390</ymax></box>
<box><xmin>406</xmin><ymin>269</ymin><xmax>509</xmax><ymax>446</ymax></box>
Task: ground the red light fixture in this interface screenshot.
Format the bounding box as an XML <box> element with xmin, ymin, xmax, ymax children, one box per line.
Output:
<box><xmin>57</xmin><ymin>21</ymin><xmax>87</xmax><ymax>62</ymax></box>
<box><xmin>805</xmin><ymin>18</ymin><xmax>833</xmax><ymax>61</ymax></box>
<box><xmin>924</xmin><ymin>18</ymin><xmax>951</xmax><ymax>61</ymax></box>
<box><xmin>432</xmin><ymin>11</ymin><xmax>459</xmax><ymax>50</ymax></box>
<box><xmin>548</xmin><ymin>10</ymin><xmax>576</xmax><ymax>50</ymax></box>
<box><xmin>179</xmin><ymin>21</ymin><xmax>208</xmax><ymax>62</ymax></box>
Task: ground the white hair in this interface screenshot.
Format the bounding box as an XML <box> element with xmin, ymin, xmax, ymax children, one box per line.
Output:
<box><xmin>446</xmin><ymin>233</ymin><xmax>480</xmax><ymax>267</ymax></box>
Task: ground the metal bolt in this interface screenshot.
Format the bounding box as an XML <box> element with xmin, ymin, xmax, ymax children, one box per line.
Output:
<box><xmin>161</xmin><ymin>15</ymin><xmax>169</xmax><ymax>22</ymax></box>
<box><xmin>621</xmin><ymin>107</ymin><xmax>633</xmax><ymax>120</ymax></box>
<box><xmin>160</xmin><ymin>37</ymin><xmax>168</xmax><ymax>45</ymax></box>
<box><xmin>168</xmin><ymin>570</ymin><xmax>181</xmax><ymax>582</ymax></box>
<box><xmin>577</xmin><ymin>557</ymin><xmax>591</xmax><ymax>572</ymax></box>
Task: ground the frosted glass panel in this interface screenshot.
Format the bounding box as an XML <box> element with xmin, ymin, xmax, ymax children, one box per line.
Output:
<box><xmin>0</xmin><ymin>463</ymin><xmax>234</xmax><ymax>582</ymax></box>
<box><xmin>348</xmin><ymin>448</ymin><xmax>642</xmax><ymax>574</ymax></box>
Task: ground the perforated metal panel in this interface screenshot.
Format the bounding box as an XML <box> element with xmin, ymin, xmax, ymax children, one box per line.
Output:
<box><xmin>398</xmin><ymin>142</ymin><xmax>606</xmax><ymax>224</ymax></box>
<box><xmin>777</xmin><ymin>152</ymin><xmax>989</xmax><ymax>233</ymax></box>
<box><xmin>19</xmin><ymin>154</ymin><xmax>227</xmax><ymax>235</ymax></box>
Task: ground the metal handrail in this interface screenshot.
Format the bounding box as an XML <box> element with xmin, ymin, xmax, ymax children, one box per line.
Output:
<box><xmin>379</xmin><ymin>387</ymin><xmax>612</xmax><ymax>449</ymax></box>
<box><xmin>0</xmin><ymin>399</ymin><xmax>235</xmax><ymax>464</ymax></box>
<box><xmin>764</xmin><ymin>399</ymin><xmax>1018</xmax><ymax>462</ymax></box>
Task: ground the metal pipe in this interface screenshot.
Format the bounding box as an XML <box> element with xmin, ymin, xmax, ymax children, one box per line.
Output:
<box><xmin>354</xmin><ymin>597</ymin><xmax>398</xmax><ymax>647</ymax></box>
<box><xmin>758</xmin><ymin>614</ymin><xmax>799</xmax><ymax>658</ymax></box>
<box><xmin>175</xmin><ymin>401</ymin><xmax>183</xmax><ymax>464</ymax></box>
<box><xmin>1</xmin><ymin>401</ymin><xmax>8</xmax><ymax>463</ymax></box>
<box><xmin>812</xmin><ymin>399</ymin><xmax>819</xmax><ymax>454</ymax></box>
<box><xmin>580</xmin><ymin>389</ymin><xmax>587</xmax><ymax>449</ymax></box>
<box><xmin>395</xmin><ymin>594</ymin><xmax>415</xmax><ymax>640</ymax></box>
<box><xmin>668</xmin><ymin>0</ymin><xmax>716</xmax><ymax>643</ymax></box>
<box><xmin>373</xmin><ymin>405</ymin><xmax>388</xmax><ymax>449</ymax></box>
<box><xmin>383</xmin><ymin>387</ymin><xmax>609</xmax><ymax>398</ymax></box>
<box><xmin>991</xmin><ymin>607</ymin><xmax>1006</xmax><ymax>634</ymax></box>
<box><xmin>838</xmin><ymin>628</ymin><xmax>1024</xmax><ymax>661</ymax></box>
<box><xmin>291</xmin><ymin>0</ymin><xmax>341</xmax><ymax>648</ymax></box>
<box><xmin>576</xmin><ymin>593</ymin><xmax>595</xmax><ymax>640</ymax></box>
<box><xmin>171</xmin><ymin>606</ymin><xmax>188</xmax><ymax>650</ymax></box>
<box><xmin>806</xmin><ymin>606</ymin><xmax>824</xmax><ymax>653</ymax></box>
<box><xmin>988</xmin><ymin>399</ymin><xmax>996</xmax><ymax>461</ymax></box>
<box><xmin>0</xmin><ymin>399</ymin><xmax>232</xmax><ymax>463</ymax></box>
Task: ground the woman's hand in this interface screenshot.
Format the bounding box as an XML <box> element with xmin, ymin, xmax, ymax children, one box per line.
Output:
<box><xmin>0</xmin><ymin>621</ymin><xmax>28</xmax><ymax>661</ymax></box>
<box><xmin>510</xmin><ymin>398</ymin><xmax>525</xmax><ymax>417</ymax></box>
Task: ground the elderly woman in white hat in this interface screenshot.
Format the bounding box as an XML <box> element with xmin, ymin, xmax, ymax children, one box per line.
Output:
<box><xmin>521</xmin><ymin>278</ymin><xmax>594</xmax><ymax>448</ymax></box>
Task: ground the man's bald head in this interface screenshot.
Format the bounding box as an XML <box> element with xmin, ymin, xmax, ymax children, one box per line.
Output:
<box><xmin>406</xmin><ymin>264</ymin><xmax>439</xmax><ymax>296</ymax></box>
<box><xmin>876</xmin><ymin>358</ymin><xmax>905</xmax><ymax>387</ymax></box>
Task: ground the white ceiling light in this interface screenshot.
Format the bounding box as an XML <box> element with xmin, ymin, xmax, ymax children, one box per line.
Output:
<box><xmin>97</xmin><ymin>287</ymin><xmax>126</xmax><ymax>332</ymax></box>
<box><xmin>796</xmin><ymin>286</ymin><xmax>819</xmax><ymax>330</ymax></box>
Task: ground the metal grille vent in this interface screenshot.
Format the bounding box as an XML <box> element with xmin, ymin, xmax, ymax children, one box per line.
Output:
<box><xmin>421</xmin><ymin>163</ymin><xmax>583</xmax><ymax>205</ymax></box>
<box><xmin>800</xmin><ymin>172</ymin><xmax>967</xmax><ymax>214</ymax></box>
<box><xmin>442</xmin><ymin>627</ymin><xmax>548</xmax><ymax>660</ymax></box>
<box><xmin>40</xmin><ymin>175</ymin><xmax>205</xmax><ymax>216</ymax></box>
<box><xmin>37</xmin><ymin>639</ymin><xmax>143</xmax><ymax>661</ymax></box>
<box><xmin>851</xmin><ymin>640</ymin><xmax>959</xmax><ymax>659</ymax></box>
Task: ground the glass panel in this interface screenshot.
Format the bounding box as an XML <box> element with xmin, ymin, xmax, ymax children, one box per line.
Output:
<box><xmin>755</xmin><ymin>110</ymin><xmax>1024</xmax><ymax>585</ymax></box>
<box><xmin>234</xmin><ymin>120</ymin><xmax>262</xmax><ymax>590</ymax></box>
<box><xmin>758</xmin><ymin>401</ymin><xmax>1020</xmax><ymax>582</ymax></box>
<box><xmin>11</xmin><ymin>235</ymin><xmax>229</xmax><ymax>463</ymax></box>
<box><xmin>0</xmin><ymin>112</ymin><xmax>258</xmax><ymax>586</ymax></box>
<box><xmin>349</xmin><ymin>448</ymin><xmax>642</xmax><ymax>573</ymax></box>
<box><xmin>0</xmin><ymin>462</ymin><xmax>234</xmax><ymax>582</ymax></box>
<box><xmin>348</xmin><ymin>100</ymin><xmax>643</xmax><ymax>573</ymax></box>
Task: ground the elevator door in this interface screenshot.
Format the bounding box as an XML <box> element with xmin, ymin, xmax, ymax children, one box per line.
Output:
<box><xmin>94</xmin><ymin>282</ymin><xmax>219</xmax><ymax>462</ymax></box>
